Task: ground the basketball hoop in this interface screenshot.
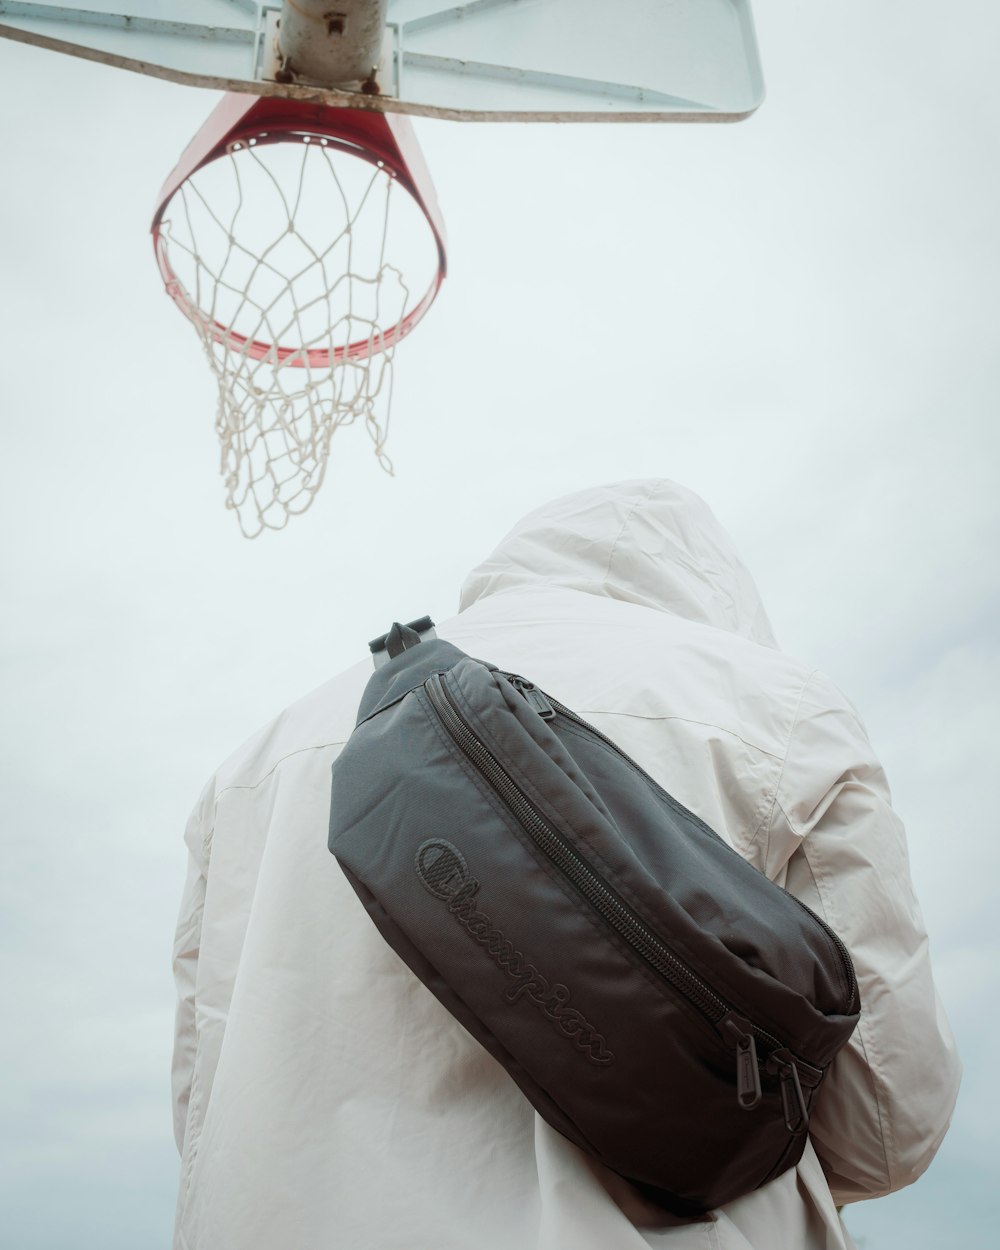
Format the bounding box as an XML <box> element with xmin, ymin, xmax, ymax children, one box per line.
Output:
<box><xmin>151</xmin><ymin>95</ymin><xmax>447</xmax><ymax>537</ymax></box>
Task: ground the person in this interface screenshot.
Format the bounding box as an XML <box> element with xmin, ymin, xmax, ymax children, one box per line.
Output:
<box><xmin>171</xmin><ymin>479</ymin><xmax>960</xmax><ymax>1250</ymax></box>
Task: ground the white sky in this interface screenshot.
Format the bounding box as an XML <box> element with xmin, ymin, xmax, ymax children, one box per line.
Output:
<box><xmin>1</xmin><ymin>3</ymin><xmax>997</xmax><ymax>1247</ymax></box>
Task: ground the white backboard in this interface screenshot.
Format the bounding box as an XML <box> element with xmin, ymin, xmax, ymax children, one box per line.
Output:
<box><xmin>0</xmin><ymin>0</ymin><xmax>765</xmax><ymax>121</ymax></box>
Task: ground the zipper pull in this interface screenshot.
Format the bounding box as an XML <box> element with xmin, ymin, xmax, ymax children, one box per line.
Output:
<box><xmin>507</xmin><ymin>675</ymin><xmax>556</xmax><ymax>720</ymax></box>
<box><xmin>766</xmin><ymin>1049</ymin><xmax>809</xmax><ymax>1135</ymax></box>
<box><xmin>718</xmin><ymin>1012</ymin><xmax>762</xmax><ymax>1110</ymax></box>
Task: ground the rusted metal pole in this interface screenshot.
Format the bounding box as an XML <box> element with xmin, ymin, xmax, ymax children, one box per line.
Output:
<box><xmin>276</xmin><ymin>0</ymin><xmax>388</xmax><ymax>87</ymax></box>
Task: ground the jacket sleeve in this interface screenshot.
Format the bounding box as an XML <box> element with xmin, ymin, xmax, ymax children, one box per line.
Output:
<box><xmin>171</xmin><ymin>780</ymin><xmax>215</xmax><ymax>1156</ymax></box>
<box><xmin>766</xmin><ymin>670</ymin><xmax>961</xmax><ymax>1204</ymax></box>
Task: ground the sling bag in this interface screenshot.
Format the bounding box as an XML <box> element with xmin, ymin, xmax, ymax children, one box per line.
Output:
<box><xmin>328</xmin><ymin>619</ymin><xmax>860</xmax><ymax>1217</ymax></box>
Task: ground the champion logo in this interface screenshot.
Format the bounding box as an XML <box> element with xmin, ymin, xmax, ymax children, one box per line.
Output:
<box><xmin>415</xmin><ymin>839</ymin><xmax>614</xmax><ymax>1066</ymax></box>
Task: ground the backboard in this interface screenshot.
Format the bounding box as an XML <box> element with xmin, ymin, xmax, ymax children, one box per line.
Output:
<box><xmin>0</xmin><ymin>0</ymin><xmax>765</xmax><ymax>121</ymax></box>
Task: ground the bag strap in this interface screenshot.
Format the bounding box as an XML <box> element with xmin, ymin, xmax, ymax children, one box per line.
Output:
<box><xmin>369</xmin><ymin>616</ymin><xmax>437</xmax><ymax>668</ymax></box>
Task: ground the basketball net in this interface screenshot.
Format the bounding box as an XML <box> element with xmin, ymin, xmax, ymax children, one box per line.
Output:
<box><xmin>152</xmin><ymin>98</ymin><xmax>446</xmax><ymax>538</ymax></box>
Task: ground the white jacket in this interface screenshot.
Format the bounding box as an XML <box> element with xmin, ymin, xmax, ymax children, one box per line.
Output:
<box><xmin>172</xmin><ymin>480</ymin><xmax>960</xmax><ymax>1250</ymax></box>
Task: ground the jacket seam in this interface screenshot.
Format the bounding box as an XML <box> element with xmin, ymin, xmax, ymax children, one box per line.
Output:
<box><xmin>601</xmin><ymin>481</ymin><xmax>655</xmax><ymax>586</ymax></box>
<box><xmin>798</xmin><ymin>836</ymin><xmax>894</xmax><ymax>1195</ymax></box>
<box><xmin>203</xmin><ymin>739</ymin><xmax>349</xmax><ymax>853</ymax></box>
<box><xmin>177</xmin><ymin>1065</ymin><xmax>205</xmax><ymax>1218</ymax></box>
<box><xmin>577</xmin><ymin>707</ymin><xmax>786</xmax><ymax>864</ymax></box>
<box><xmin>573</xmin><ymin>708</ymin><xmax>785</xmax><ymax>761</ymax></box>
<box><xmin>755</xmin><ymin>670</ymin><xmax>816</xmax><ymax>872</ymax></box>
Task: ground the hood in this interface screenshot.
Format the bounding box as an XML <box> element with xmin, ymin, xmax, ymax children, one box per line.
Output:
<box><xmin>458</xmin><ymin>479</ymin><xmax>777</xmax><ymax>648</ymax></box>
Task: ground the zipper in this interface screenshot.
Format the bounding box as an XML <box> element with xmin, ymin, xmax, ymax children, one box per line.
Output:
<box><xmin>766</xmin><ymin>1049</ymin><xmax>809</xmax><ymax>1135</ymax></box>
<box><xmin>426</xmin><ymin>670</ymin><xmax>805</xmax><ymax>1119</ymax></box>
<box><xmin>507</xmin><ymin>674</ymin><xmax>859</xmax><ymax>1016</ymax></box>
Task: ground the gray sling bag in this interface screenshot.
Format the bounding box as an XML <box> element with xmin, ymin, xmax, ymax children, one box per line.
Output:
<box><xmin>328</xmin><ymin>619</ymin><xmax>860</xmax><ymax>1218</ymax></box>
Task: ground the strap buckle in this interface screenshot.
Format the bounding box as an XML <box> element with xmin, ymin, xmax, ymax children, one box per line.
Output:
<box><xmin>369</xmin><ymin>616</ymin><xmax>437</xmax><ymax>668</ymax></box>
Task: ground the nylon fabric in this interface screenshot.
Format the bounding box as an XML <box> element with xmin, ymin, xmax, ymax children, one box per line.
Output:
<box><xmin>171</xmin><ymin>479</ymin><xmax>959</xmax><ymax>1249</ymax></box>
<box><xmin>329</xmin><ymin>637</ymin><xmax>861</xmax><ymax>1210</ymax></box>
<box><xmin>458</xmin><ymin>480</ymin><xmax>779</xmax><ymax>649</ymax></box>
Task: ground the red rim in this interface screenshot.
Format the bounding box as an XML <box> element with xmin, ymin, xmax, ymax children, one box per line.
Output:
<box><xmin>150</xmin><ymin>96</ymin><xmax>447</xmax><ymax>367</ymax></box>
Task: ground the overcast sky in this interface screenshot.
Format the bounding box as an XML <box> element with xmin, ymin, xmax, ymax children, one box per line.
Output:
<box><xmin>1</xmin><ymin>3</ymin><xmax>997</xmax><ymax>1248</ymax></box>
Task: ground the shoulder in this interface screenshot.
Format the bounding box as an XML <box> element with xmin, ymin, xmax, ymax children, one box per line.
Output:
<box><xmin>449</xmin><ymin>590</ymin><xmax>819</xmax><ymax>753</ymax></box>
<box><xmin>208</xmin><ymin>657</ymin><xmax>372</xmax><ymax>797</ymax></box>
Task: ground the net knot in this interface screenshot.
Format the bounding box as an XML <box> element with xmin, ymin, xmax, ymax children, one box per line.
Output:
<box><xmin>157</xmin><ymin>132</ymin><xmax>434</xmax><ymax>538</ymax></box>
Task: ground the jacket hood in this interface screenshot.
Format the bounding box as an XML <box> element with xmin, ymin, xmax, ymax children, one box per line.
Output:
<box><xmin>458</xmin><ymin>479</ymin><xmax>778</xmax><ymax>648</ymax></box>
